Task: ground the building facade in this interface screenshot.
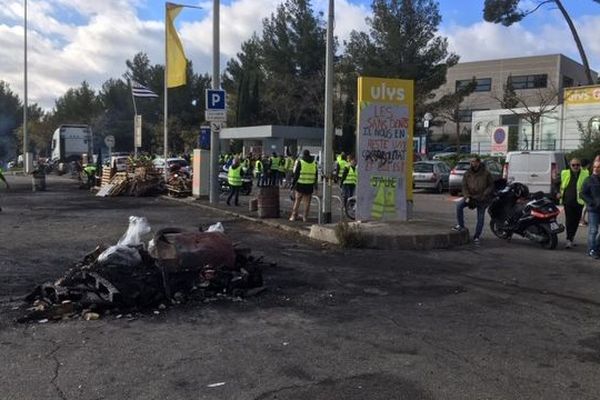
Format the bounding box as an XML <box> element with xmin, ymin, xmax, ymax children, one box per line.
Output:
<box><xmin>429</xmin><ymin>54</ymin><xmax>598</xmax><ymax>146</ymax></box>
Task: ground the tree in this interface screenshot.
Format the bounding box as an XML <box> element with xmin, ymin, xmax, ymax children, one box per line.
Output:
<box><xmin>223</xmin><ymin>35</ymin><xmax>265</xmax><ymax>126</ymax></box>
<box><xmin>492</xmin><ymin>84</ymin><xmax>561</xmax><ymax>150</ymax></box>
<box><xmin>483</xmin><ymin>0</ymin><xmax>595</xmax><ymax>85</ymax></box>
<box><xmin>433</xmin><ymin>79</ymin><xmax>477</xmax><ymax>150</ymax></box>
<box><xmin>0</xmin><ymin>81</ymin><xmax>21</xmax><ymax>161</ymax></box>
<box><xmin>501</xmin><ymin>75</ymin><xmax>519</xmax><ymax>109</ymax></box>
<box><xmin>342</xmin><ymin>0</ymin><xmax>459</xmax><ymax>119</ymax></box>
<box><xmin>53</xmin><ymin>81</ymin><xmax>102</xmax><ymax>126</ymax></box>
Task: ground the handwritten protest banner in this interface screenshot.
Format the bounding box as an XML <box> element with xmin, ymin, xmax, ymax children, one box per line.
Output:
<box><xmin>356</xmin><ymin>77</ymin><xmax>414</xmax><ymax>221</ymax></box>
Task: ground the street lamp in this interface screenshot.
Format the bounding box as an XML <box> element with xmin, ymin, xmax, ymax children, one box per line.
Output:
<box><xmin>209</xmin><ymin>0</ymin><xmax>220</xmax><ymax>204</ymax></box>
<box><xmin>23</xmin><ymin>0</ymin><xmax>30</xmax><ymax>173</ymax></box>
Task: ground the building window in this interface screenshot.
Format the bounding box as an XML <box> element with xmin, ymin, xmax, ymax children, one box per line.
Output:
<box><xmin>563</xmin><ymin>76</ymin><xmax>574</xmax><ymax>88</ymax></box>
<box><xmin>511</xmin><ymin>74</ymin><xmax>548</xmax><ymax>89</ymax></box>
<box><xmin>456</xmin><ymin>78</ymin><xmax>492</xmax><ymax>92</ymax></box>
<box><xmin>457</xmin><ymin>108</ymin><xmax>489</xmax><ymax>123</ymax></box>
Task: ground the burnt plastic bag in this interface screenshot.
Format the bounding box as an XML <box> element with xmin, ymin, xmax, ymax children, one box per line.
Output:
<box><xmin>97</xmin><ymin>216</ymin><xmax>151</xmax><ymax>267</ymax></box>
<box><xmin>118</xmin><ymin>216</ymin><xmax>151</xmax><ymax>247</ymax></box>
<box><xmin>97</xmin><ymin>245</ymin><xmax>142</xmax><ymax>267</ymax></box>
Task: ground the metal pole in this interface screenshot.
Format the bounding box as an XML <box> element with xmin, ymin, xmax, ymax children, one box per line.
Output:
<box><xmin>163</xmin><ymin>4</ymin><xmax>168</xmax><ymax>181</ymax></box>
<box><xmin>130</xmin><ymin>82</ymin><xmax>138</xmax><ymax>158</ymax></box>
<box><xmin>23</xmin><ymin>0</ymin><xmax>29</xmax><ymax>173</ymax></box>
<box><xmin>209</xmin><ymin>0</ymin><xmax>220</xmax><ymax>204</ymax></box>
<box><xmin>322</xmin><ymin>0</ymin><xmax>334</xmax><ymax>223</ymax></box>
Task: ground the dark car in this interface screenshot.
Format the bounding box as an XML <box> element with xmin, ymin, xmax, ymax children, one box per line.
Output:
<box><xmin>448</xmin><ymin>158</ymin><xmax>503</xmax><ymax>196</ymax></box>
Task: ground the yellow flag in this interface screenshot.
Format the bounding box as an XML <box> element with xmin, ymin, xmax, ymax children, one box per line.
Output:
<box><xmin>166</xmin><ymin>3</ymin><xmax>187</xmax><ymax>88</ymax></box>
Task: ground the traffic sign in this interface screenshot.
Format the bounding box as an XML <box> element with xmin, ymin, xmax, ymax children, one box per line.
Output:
<box><xmin>104</xmin><ymin>135</ymin><xmax>115</xmax><ymax>148</ymax></box>
<box><xmin>205</xmin><ymin>89</ymin><xmax>226</xmax><ymax>110</ymax></box>
<box><xmin>205</xmin><ymin>110</ymin><xmax>227</xmax><ymax>121</ymax></box>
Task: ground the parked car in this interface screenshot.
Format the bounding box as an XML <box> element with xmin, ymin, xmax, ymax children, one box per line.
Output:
<box><xmin>153</xmin><ymin>157</ymin><xmax>191</xmax><ymax>175</ymax></box>
<box><xmin>432</xmin><ymin>145</ymin><xmax>471</xmax><ymax>160</ymax></box>
<box><xmin>412</xmin><ymin>161</ymin><xmax>451</xmax><ymax>193</ymax></box>
<box><xmin>448</xmin><ymin>158</ymin><xmax>504</xmax><ymax>196</ymax></box>
<box><xmin>503</xmin><ymin>151</ymin><xmax>567</xmax><ymax>197</ymax></box>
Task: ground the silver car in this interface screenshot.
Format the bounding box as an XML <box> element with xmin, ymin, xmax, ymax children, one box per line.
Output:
<box><xmin>413</xmin><ymin>161</ymin><xmax>450</xmax><ymax>193</ymax></box>
<box><xmin>448</xmin><ymin>159</ymin><xmax>503</xmax><ymax>196</ymax></box>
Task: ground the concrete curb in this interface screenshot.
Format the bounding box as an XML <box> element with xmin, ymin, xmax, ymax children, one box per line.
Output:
<box><xmin>162</xmin><ymin>195</ymin><xmax>470</xmax><ymax>250</ymax></box>
<box><xmin>309</xmin><ymin>222</ymin><xmax>469</xmax><ymax>250</ymax></box>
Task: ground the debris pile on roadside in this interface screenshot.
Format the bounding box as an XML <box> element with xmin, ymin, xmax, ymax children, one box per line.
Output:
<box><xmin>19</xmin><ymin>217</ymin><xmax>267</xmax><ymax>323</ymax></box>
<box><xmin>97</xmin><ymin>166</ymin><xmax>164</xmax><ymax>197</ymax></box>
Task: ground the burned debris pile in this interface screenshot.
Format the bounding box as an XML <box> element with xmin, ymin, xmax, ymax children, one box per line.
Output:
<box><xmin>19</xmin><ymin>217</ymin><xmax>266</xmax><ymax>323</ymax></box>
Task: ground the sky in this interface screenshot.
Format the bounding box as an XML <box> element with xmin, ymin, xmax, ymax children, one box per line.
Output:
<box><xmin>0</xmin><ymin>0</ymin><xmax>599</xmax><ymax>110</ymax></box>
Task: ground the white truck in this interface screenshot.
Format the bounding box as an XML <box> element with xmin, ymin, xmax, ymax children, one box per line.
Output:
<box><xmin>50</xmin><ymin>124</ymin><xmax>93</xmax><ymax>163</ymax></box>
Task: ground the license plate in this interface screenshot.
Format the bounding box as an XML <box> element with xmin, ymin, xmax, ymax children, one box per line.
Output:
<box><xmin>550</xmin><ymin>222</ymin><xmax>563</xmax><ymax>232</ymax></box>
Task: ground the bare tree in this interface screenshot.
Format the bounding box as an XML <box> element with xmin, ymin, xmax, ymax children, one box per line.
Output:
<box><xmin>492</xmin><ymin>81</ymin><xmax>561</xmax><ymax>150</ymax></box>
<box><xmin>432</xmin><ymin>79</ymin><xmax>477</xmax><ymax>151</ymax></box>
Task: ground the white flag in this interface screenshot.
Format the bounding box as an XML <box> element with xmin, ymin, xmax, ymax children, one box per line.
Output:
<box><xmin>132</xmin><ymin>81</ymin><xmax>159</xmax><ymax>98</ymax></box>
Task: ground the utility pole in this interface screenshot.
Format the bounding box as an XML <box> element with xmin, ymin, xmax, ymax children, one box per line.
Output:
<box><xmin>209</xmin><ymin>0</ymin><xmax>220</xmax><ymax>204</ymax></box>
<box><xmin>322</xmin><ymin>0</ymin><xmax>334</xmax><ymax>223</ymax></box>
<box><xmin>23</xmin><ymin>0</ymin><xmax>29</xmax><ymax>173</ymax></box>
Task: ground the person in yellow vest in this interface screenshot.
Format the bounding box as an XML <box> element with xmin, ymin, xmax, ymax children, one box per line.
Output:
<box><xmin>335</xmin><ymin>153</ymin><xmax>347</xmax><ymax>183</ymax></box>
<box><xmin>289</xmin><ymin>150</ymin><xmax>318</xmax><ymax>222</ymax></box>
<box><xmin>269</xmin><ymin>152</ymin><xmax>281</xmax><ymax>186</ymax></box>
<box><xmin>227</xmin><ymin>158</ymin><xmax>243</xmax><ymax>206</ymax></box>
<box><xmin>558</xmin><ymin>157</ymin><xmax>589</xmax><ymax>248</ymax></box>
<box><xmin>83</xmin><ymin>163</ymin><xmax>97</xmax><ymax>187</ymax></box>
<box><xmin>283</xmin><ymin>155</ymin><xmax>294</xmax><ymax>188</ymax></box>
<box><xmin>254</xmin><ymin>156</ymin><xmax>263</xmax><ymax>187</ymax></box>
<box><xmin>340</xmin><ymin>155</ymin><xmax>357</xmax><ymax>206</ymax></box>
<box><xmin>0</xmin><ymin>166</ymin><xmax>9</xmax><ymax>212</ymax></box>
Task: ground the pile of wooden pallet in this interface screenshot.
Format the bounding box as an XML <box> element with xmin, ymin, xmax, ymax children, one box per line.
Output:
<box><xmin>96</xmin><ymin>172</ymin><xmax>129</xmax><ymax>197</ymax></box>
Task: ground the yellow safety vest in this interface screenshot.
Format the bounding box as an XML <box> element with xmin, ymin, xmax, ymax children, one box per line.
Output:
<box><xmin>343</xmin><ymin>166</ymin><xmax>357</xmax><ymax>185</ymax></box>
<box><xmin>298</xmin><ymin>160</ymin><xmax>317</xmax><ymax>185</ymax></box>
<box><xmin>337</xmin><ymin>159</ymin><xmax>348</xmax><ymax>177</ymax></box>
<box><xmin>228</xmin><ymin>165</ymin><xmax>242</xmax><ymax>187</ymax></box>
<box><xmin>270</xmin><ymin>156</ymin><xmax>281</xmax><ymax>171</ymax></box>
<box><xmin>371</xmin><ymin>179</ymin><xmax>396</xmax><ymax>219</ymax></box>
<box><xmin>560</xmin><ymin>169</ymin><xmax>588</xmax><ymax>205</ymax></box>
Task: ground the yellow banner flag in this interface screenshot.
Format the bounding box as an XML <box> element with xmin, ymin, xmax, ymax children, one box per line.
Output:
<box><xmin>166</xmin><ymin>3</ymin><xmax>187</xmax><ymax>88</ymax></box>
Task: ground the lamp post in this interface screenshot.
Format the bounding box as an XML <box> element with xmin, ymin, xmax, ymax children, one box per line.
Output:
<box><xmin>321</xmin><ymin>0</ymin><xmax>334</xmax><ymax>223</ymax></box>
<box><xmin>23</xmin><ymin>0</ymin><xmax>30</xmax><ymax>173</ymax></box>
<box><xmin>209</xmin><ymin>0</ymin><xmax>220</xmax><ymax>204</ymax></box>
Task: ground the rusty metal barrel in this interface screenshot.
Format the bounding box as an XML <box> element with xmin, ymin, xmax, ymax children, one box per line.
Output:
<box><xmin>257</xmin><ymin>186</ymin><xmax>280</xmax><ymax>218</ymax></box>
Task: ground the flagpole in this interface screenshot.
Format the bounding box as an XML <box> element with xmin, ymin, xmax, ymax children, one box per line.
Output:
<box><xmin>163</xmin><ymin>4</ymin><xmax>169</xmax><ymax>181</ymax></box>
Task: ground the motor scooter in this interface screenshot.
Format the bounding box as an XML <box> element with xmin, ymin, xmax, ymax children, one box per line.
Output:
<box><xmin>488</xmin><ymin>182</ymin><xmax>564</xmax><ymax>249</ymax></box>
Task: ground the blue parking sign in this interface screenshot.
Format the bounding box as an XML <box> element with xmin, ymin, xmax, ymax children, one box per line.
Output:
<box><xmin>206</xmin><ymin>89</ymin><xmax>226</xmax><ymax>110</ymax></box>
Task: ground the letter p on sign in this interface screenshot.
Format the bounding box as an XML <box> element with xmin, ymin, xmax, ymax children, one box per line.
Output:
<box><xmin>206</xmin><ymin>89</ymin><xmax>226</xmax><ymax>111</ymax></box>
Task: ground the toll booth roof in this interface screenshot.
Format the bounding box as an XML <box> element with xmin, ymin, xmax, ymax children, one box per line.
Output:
<box><xmin>219</xmin><ymin>125</ymin><xmax>324</xmax><ymax>140</ymax></box>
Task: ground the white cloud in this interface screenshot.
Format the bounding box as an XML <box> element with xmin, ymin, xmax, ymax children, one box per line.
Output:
<box><xmin>2</xmin><ymin>0</ymin><xmax>596</xmax><ymax>112</ymax></box>
<box><xmin>444</xmin><ymin>15</ymin><xmax>600</xmax><ymax>75</ymax></box>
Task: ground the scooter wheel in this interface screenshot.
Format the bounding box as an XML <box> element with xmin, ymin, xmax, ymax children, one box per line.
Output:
<box><xmin>489</xmin><ymin>219</ymin><xmax>509</xmax><ymax>240</ymax></box>
<box><xmin>539</xmin><ymin>225</ymin><xmax>558</xmax><ymax>250</ymax></box>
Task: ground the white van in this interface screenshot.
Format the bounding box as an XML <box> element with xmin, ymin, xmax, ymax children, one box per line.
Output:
<box><xmin>503</xmin><ymin>151</ymin><xmax>568</xmax><ymax>196</ymax></box>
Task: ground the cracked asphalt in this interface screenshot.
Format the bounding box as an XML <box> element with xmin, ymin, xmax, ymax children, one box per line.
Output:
<box><xmin>1</xmin><ymin>175</ymin><xmax>600</xmax><ymax>399</ymax></box>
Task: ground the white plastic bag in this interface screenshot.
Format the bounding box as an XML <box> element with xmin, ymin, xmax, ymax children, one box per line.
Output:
<box><xmin>117</xmin><ymin>216</ymin><xmax>152</xmax><ymax>247</ymax></box>
<box><xmin>97</xmin><ymin>216</ymin><xmax>152</xmax><ymax>266</ymax></box>
<box><xmin>207</xmin><ymin>222</ymin><xmax>225</xmax><ymax>233</ymax></box>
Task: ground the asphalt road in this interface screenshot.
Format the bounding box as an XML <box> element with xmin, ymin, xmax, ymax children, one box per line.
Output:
<box><xmin>1</xmin><ymin>175</ymin><xmax>600</xmax><ymax>400</ymax></box>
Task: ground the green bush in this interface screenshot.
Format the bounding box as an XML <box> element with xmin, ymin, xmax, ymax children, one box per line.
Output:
<box><xmin>334</xmin><ymin>221</ymin><xmax>368</xmax><ymax>248</ymax></box>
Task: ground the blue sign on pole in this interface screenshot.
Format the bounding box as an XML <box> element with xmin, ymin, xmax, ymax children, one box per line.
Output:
<box><xmin>205</xmin><ymin>89</ymin><xmax>226</xmax><ymax>110</ymax></box>
<box><xmin>199</xmin><ymin>126</ymin><xmax>211</xmax><ymax>149</ymax></box>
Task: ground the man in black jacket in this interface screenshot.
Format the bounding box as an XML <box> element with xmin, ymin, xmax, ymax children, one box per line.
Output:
<box><xmin>580</xmin><ymin>160</ymin><xmax>600</xmax><ymax>258</ymax></box>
